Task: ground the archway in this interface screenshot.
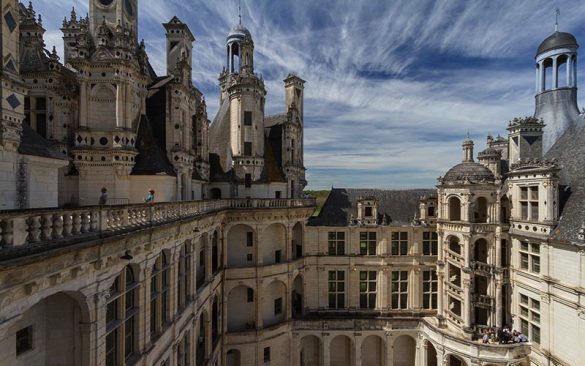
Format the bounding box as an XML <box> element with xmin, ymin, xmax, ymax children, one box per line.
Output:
<box><xmin>212</xmin><ymin>297</ymin><xmax>219</xmax><ymax>344</ymax></box>
<box><xmin>475</xmin><ymin>197</ymin><xmax>488</xmax><ymax>223</ymax></box>
<box><xmin>262</xmin><ymin>280</ymin><xmax>286</xmax><ymax>327</ymax></box>
<box><xmin>448</xmin><ymin>236</ymin><xmax>461</xmax><ymax>255</ymax></box>
<box><xmin>500</xmin><ymin>196</ymin><xmax>510</xmax><ymax>223</ymax></box>
<box><xmin>361</xmin><ymin>335</ymin><xmax>384</xmax><ymax>366</ymax></box>
<box><xmin>474</xmin><ymin>238</ymin><xmax>488</xmax><ymax>263</ymax></box>
<box><xmin>449</xmin><ymin>196</ymin><xmax>461</xmax><ymax>221</ymax></box>
<box><xmin>292</xmin><ymin>222</ymin><xmax>303</xmax><ymax>259</ymax></box>
<box><xmin>226</xmin><ymin>349</ymin><xmax>241</xmax><ymax>366</ymax></box>
<box><xmin>426</xmin><ymin>341</ymin><xmax>437</xmax><ymax>366</ymax></box>
<box><xmin>263</xmin><ymin>223</ymin><xmax>287</xmax><ymax>265</ymax></box>
<box><xmin>330</xmin><ymin>335</ymin><xmax>353</xmax><ymax>366</ymax></box>
<box><xmin>227</xmin><ymin>224</ymin><xmax>255</xmax><ymax>267</ymax></box>
<box><xmin>210</xmin><ymin>188</ymin><xmax>222</xmax><ymax>199</ymax></box>
<box><xmin>227</xmin><ymin>285</ymin><xmax>255</xmax><ymax>331</ymax></box>
<box><xmin>447</xmin><ymin>354</ymin><xmax>467</xmax><ymax>366</ymax></box>
<box><xmin>300</xmin><ymin>335</ymin><xmax>321</xmax><ymax>366</ymax></box>
<box><xmin>196</xmin><ymin>312</ymin><xmax>207</xmax><ymax>366</ymax></box>
<box><xmin>292</xmin><ymin>274</ymin><xmax>304</xmax><ymax>317</ymax></box>
<box><xmin>393</xmin><ymin>335</ymin><xmax>416</xmax><ymax>366</ymax></box>
<box><xmin>6</xmin><ymin>291</ymin><xmax>89</xmax><ymax>366</ymax></box>
<box><xmin>197</xmin><ymin>235</ymin><xmax>207</xmax><ymax>290</ymax></box>
<box><xmin>212</xmin><ymin>231</ymin><xmax>219</xmax><ymax>274</ymax></box>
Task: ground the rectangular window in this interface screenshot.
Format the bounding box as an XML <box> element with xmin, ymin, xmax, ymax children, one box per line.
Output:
<box><xmin>105</xmin><ymin>330</ymin><xmax>116</xmax><ymax>366</ymax></box>
<box><xmin>365</xmin><ymin>206</ymin><xmax>373</xmax><ymax>217</ymax></box>
<box><xmin>427</xmin><ymin>206</ymin><xmax>435</xmax><ymax>217</ymax></box>
<box><xmin>359</xmin><ymin>271</ymin><xmax>377</xmax><ymax>309</ymax></box>
<box><xmin>244</xmin><ymin>111</ymin><xmax>252</xmax><ymax>126</ymax></box>
<box><xmin>245</xmin><ymin>173</ymin><xmax>252</xmax><ymax>188</ymax></box>
<box><xmin>244</xmin><ymin>142</ymin><xmax>252</xmax><ymax>156</ymax></box>
<box><xmin>359</xmin><ymin>232</ymin><xmax>376</xmax><ymax>255</ymax></box>
<box><xmin>422</xmin><ymin>270</ymin><xmax>438</xmax><ymax>309</ymax></box>
<box><xmin>275</xmin><ymin>250</ymin><xmax>282</xmax><ymax>263</ymax></box>
<box><xmin>422</xmin><ymin>232</ymin><xmax>438</xmax><ymax>255</ymax></box>
<box><xmin>519</xmin><ymin>186</ymin><xmax>539</xmax><ymax>221</ymax></box>
<box><xmin>246</xmin><ymin>253</ymin><xmax>253</xmax><ymax>262</ymax></box>
<box><xmin>274</xmin><ymin>298</ymin><xmax>282</xmax><ymax>315</ymax></box>
<box><xmin>391</xmin><ymin>271</ymin><xmax>409</xmax><ymax>309</ymax></box>
<box><xmin>247</xmin><ymin>232</ymin><xmax>254</xmax><ymax>247</ymax></box>
<box><xmin>16</xmin><ymin>326</ymin><xmax>33</xmax><ymax>356</ymax></box>
<box><xmin>328</xmin><ymin>232</ymin><xmax>345</xmax><ymax>256</ymax></box>
<box><xmin>264</xmin><ymin>347</ymin><xmax>271</xmax><ymax>362</ymax></box>
<box><xmin>519</xmin><ymin>242</ymin><xmax>540</xmax><ymax>273</ymax></box>
<box><xmin>519</xmin><ymin>294</ymin><xmax>540</xmax><ymax>344</ymax></box>
<box><xmin>247</xmin><ymin>288</ymin><xmax>254</xmax><ymax>303</ymax></box>
<box><xmin>328</xmin><ymin>270</ymin><xmax>345</xmax><ymax>309</ymax></box>
<box><xmin>275</xmin><ymin>191</ymin><xmax>281</xmax><ymax>198</ymax></box>
<box><xmin>391</xmin><ymin>232</ymin><xmax>409</xmax><ymax>256</ymax></box>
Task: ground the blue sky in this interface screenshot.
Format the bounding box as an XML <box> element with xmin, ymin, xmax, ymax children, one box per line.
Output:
<box><xmin>34</xmin><ymin>0</ymin><xmax>585</xmax><ymax>189</ymax></box>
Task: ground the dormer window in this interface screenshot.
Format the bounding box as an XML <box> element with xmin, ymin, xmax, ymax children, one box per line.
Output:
<box><xmin>520</xmin><ymin>186</ymin><xmax>539</xmax><ymax>221</ymax></box>
<box><xmin>365</xmin><ymin>207</ymin><xmax>373</xmax><ymax>217</ymax></box>
<box><xmin>427</xmin><ymin>206</ymin><xmax>435</xmax><ymax>217</ymax></box>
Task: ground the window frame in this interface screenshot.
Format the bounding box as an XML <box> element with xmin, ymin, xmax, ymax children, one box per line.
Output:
<box><xmin>422</xmin><ymin>231</ymin><xmax>438</xmax><ymax>256</ymax></box>
<box><xmin>518</xmin><ymin>294</ymin><xmax>540</xmax><ymax>344</ymax></box>
<box><xmin>359</xmin><ymin>271</ymin><xmax>377</xmax><ymax>309</ymax></box>
<box><xmin>359</xmin><ymin>231</ymin><xmax>377</xmax><ymax>256</ymax></box>
<box><xmin>391</xmin><ymin>270</ymin><xmax>409</xmax><ymax>309</ymax></box>
<box><xmin>391</xmin><ymin>232</ymin><xmax>409</xmax><ymax>256</ymax></box>
<box><xmin>422</xmin><ymin>270</ymin><xmax>438</xmax><ymax>309</ymax></box>
<box><xmin>328</xmin><ymin>270</ymin><xmax>345</xmax><ymax>309</ymax></box>
<box><xmin>327</xmin><ymin>231</ymin><xmax>345</xmax><ymax>256</ymax></box>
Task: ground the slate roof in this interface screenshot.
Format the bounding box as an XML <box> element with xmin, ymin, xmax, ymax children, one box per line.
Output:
<box><xmin>18</xmin><ymin>123</ymin><xmax>68</xmax><ymax>160</ymax></box>
<box><xmin>442</xmin><ymin>162</ymin><xmax>496</xmax><ymax>184</ymax></box>
<box><xmin>309</xmin><ymin>188</ymin><xmax>436</xmax><ymax>226</ymax></box>
<box><xmin>131</xmin><ymin>116</ymin><xmax>176</xmax><ymax>176</ymax></box>
<box><xmin>537</xmin><ymin>31</ymin><xmax>578</xmax><ymax>55</ymax></box>
<box><xmin>545</xmin><ymin>121</ymin><xmax>585</xmax><ymax>243</ymax></box>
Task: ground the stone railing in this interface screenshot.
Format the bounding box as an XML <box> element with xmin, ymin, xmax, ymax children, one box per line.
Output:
<box><xmin>0</xmin><ymin>198</ymin><xmax>315</xmax><ymax>249</ymax></box>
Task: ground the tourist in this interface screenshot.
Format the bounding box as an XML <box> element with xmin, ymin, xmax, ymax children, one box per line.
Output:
<box><xmin>99</xmin><ymin>187</ymin><xmax>108</xmax><ymax>205</ymax></box>
<box><xmin>144</xmin><ymin>189</ymin><xmax>155</xmax><ymax>203</ymax></box>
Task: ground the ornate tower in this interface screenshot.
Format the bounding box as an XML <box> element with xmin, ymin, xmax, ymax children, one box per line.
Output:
<box><xmin>507</xmin><ymin>116</ymin><xmax>545</xmax><ymax>165</ymax></box>
<box><xmin>218</xmin><ymin>22</ymin><xmax>266</xmax><ymax>183</ymax></box>
<box><xmin>282</xmin><ymin>74</ymin><xmax>306</xmax><ymax>198</ymax></box>
<box><xmin>534</xmin><ymin>29</ymin><xmax>581</xmax><ymax>152</ymax></box>
<box><xmin>89</xmin><ymin>0</ymin><xmax>138</xmax><ymax>43</ymax></box>
<box><xmin>164</xmin><ymin>16</ymin><xmax>194</xmax><ymax>85</ymax></box>
<box><xmin>63</xmin><ymin>0</ymin><xmax>150</xmax><ymax>205</ymax></box>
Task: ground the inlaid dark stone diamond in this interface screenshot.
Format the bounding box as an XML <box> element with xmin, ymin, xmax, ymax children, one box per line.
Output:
<box><xmin>6</xmin><ymin>94</ymin><xmax>20</xmax><ymax>109</ymax></box>
<box><xmin>4</xmin><ymin>12</ymin><xmax>16</xmax><ymax>32</ymax></box>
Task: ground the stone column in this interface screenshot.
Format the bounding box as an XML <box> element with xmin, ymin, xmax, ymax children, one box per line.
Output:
<box><xmin>116</xmin><ymin>83</ymin><xmax>125</xmax><ymax>128</ymax></box>
<box><xmin>463</xmin><ymin>235</ymin><xmax>471</xmax><ymax>268</ymax></box>
<box><xmin>437</xmin><ymin>272</ymin><xmax>445</xmax><ymax>318</ymax></box>
<box><xmin>463</xmin><ymin>278</ymin><xmax>472</xmax><ymax>329</ymax></box>
<box><xmin>79</xmin><ymin>80</ymin><xmax>88</xmax><ymax>128</ymax></box>
<box><xmin>552</xmin><ymin>56</ymin><xmax>558</xmax><ymax>89</ymax></box>
<box><xmin>256</xmin><ymin>280</ymin><xmax>263</xmax><ymax>329</ymax></box>
<box><xmin>411</xmin><ymin>268</ymin><xmax>421</xmax><ymax>309</ymax></box>
<box><xmin>495</xmin><ymin>281</ymin><xmax>503</xmax><ymax>327</ymax></box>
<box><xmin>205</xmin><ymin>233</ymin><xmax>212</xmax><ymax>282</ymax></box>
<box><xmin>322</xmin><ymin>334</ymin><xmax>330</xmax><ymax>366</ymax></box>
<box><xmin>535</xmin><ymin>63</ymin><xmax>540</xmax><ymax>92</ymax></box>
<box><xmin>539</xmin><ymin>61</ymin><xmax>546</xmax><ymax>92</ymax></box>
<box><xmin>286</xmin><ymin>225</ymin><xmax>293</xmax><ymax>262</ymax></box>
<box><xmin>567</xmin><ymin>54</ymin><xmax>572</xmax><ymax>87</ymax></box>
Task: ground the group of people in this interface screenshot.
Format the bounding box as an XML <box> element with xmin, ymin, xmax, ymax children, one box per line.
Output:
<box><xmin>98</xmin><ymin>188</ymin><xmax>155</xmax><ymax>205</ymax></box>
<box><xmin>481</xmin><ymin>325</ymin><xmax>529</xmax><ymax>344</ymax></box>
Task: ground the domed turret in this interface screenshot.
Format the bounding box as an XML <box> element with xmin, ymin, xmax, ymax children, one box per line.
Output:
<box><xmin>440</xmin><ymin>138</ymin><xmax>496</xmax><ymax>184</ymax></box>
<box><xmin>534</xmin><ymin>27</ymin><xmax>581</xmax><ymax>152</ymax></box>
<box><xmin>226</xmin><ymin>21</ymin><xmax>254</xmax><ymax>74</ymax></box>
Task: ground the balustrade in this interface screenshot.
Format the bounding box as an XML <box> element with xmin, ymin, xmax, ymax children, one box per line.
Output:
<box><xmin>0</xmin><ymin>198</ymin><xmax>315</xmax><ymax>250</ymax></box>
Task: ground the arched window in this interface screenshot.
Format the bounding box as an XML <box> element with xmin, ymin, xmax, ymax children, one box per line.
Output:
<box><xmin>449</xmin><ymin>197</ymin><xmax>461</xmax><ymax>221</ymax></box>
<box><xmin>151</xmin><ymin>252</ymin><xmax>170</xmax><ymax>337</ymax></box>
<box><xmin>106</xmin><ymin>266</ymin><xmax>138</xmax><ymax>366</ymax></box>
<box><xmin>178</xmin><ymin>242</ymin><xmax>193</xmax><ymax>310</ymax></box>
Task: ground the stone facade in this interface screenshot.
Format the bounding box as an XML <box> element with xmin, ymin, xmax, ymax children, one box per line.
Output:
<box><xmin>1</xmin><ymin>1</ymin><xmax>585</xmax><ymax>366</ymax></box>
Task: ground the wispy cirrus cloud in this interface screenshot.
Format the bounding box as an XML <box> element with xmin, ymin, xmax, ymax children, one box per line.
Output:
<box><xmin>32</xmin><ymin>0</ymin><xmax>585</xmax><ymax>189</ymax></box>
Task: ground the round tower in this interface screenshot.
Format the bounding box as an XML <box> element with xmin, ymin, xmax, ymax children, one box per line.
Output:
<box><xmin>534</xmin><ymin>29</ymin><xmax>581</xmax><ymax>152</ymax></box>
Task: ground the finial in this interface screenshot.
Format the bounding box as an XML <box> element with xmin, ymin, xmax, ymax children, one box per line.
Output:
<box><xmin>555</xmin><ymin>8</ymin><xmax>560</xmax><ymax>32</ymax></box>
<box><xmin>238</xmin><ymin>0</ymin><xmax>242</xmax><ymax>25</ymax></box>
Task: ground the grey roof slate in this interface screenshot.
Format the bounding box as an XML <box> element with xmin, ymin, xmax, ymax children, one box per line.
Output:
<box><xmin>18</xmin><ymin>123</ymin><xmax>68</xmax><ymax>160</ymax></box>
<box><xmin>442</xmin><ymin>162</ymin><xmax>496</xmax><ymax>184</ymax></box>
<box><xmin>131</xmin><ymin>116</ymin><xmax>176</xmax><ymax>176</ymax></box>
<box><xmin>537</xmin><ymin>31</ymin><xmax>578</xmax><ymax>55</ymax></box>
<box><xmin>545</xmin><ymin>121</ymin><xmax>585</xmax><ymax>243</ymax></box>
<box><xmin>309</xmin><ymin>188</ymin><xmax>435</xmax><ymax>227</ymax></box>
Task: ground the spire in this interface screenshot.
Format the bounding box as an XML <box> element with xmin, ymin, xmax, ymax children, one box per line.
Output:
<box><xmin>238</xmin><ymin>0</ymin><xmax>242</xmax><ymax>25</ymax></box>
<box><xmin>555</xmin><ymin>8</ymin><xmax>560</xmax><ymax>32</ymax></box>
<box><xmin>462</xmin><ymin>135</ymin><xmax>474</xmax><ymax>162</ymax></box>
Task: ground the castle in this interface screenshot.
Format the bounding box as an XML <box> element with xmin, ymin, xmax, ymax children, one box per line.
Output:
<box><xmin>0</xmin><ymin>1</ymin><xmax>584</xmax><ymax>366</ymax></box>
